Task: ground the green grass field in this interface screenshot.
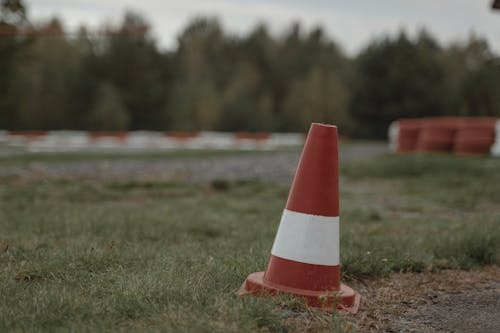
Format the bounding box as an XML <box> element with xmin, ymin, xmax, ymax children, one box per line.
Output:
<box><xmin>1</xmin><ymin>153</ymin><xmax>499</xmax><ymax>332</ymax></box>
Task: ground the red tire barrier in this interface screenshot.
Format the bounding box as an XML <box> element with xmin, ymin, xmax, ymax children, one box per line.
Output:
<box><xmin>235</xmin><ymin>132</ymin><xmax>271</xmax><ymax>141</ymax></box>
<box><xmin>89</xmin><ymin>131</ymin><xmax>128</xmax><ymax>142</ymax></box>
<box><xmin>454</xmin><ymin>118</ymin><xmax>496</xmax><ymax>155</ymax></box>
<box><xmin>234</xmin><ymin>132</ymin><xmax>271</xmax><ymax>149</ymax></box>
<box><xmin>239</xmin><ymin>123</ymin><xmax>360</xmax><ymax>313</ymax></box>
<box><xmin>416</xmin><ymin>117</ymin><xmax>462</xmax><ymax>153</ymax></box>
<box><xmin>165</xmin><ymin>131</ymin><xmax>200</xmax><ymax>140</ymax></box>
<box><xmin>396</xmin><ymin>119</ymin><xmax>424</xmax><ymax>153</ymax></box>
<box><xmin>8</xmin><ymin>131</ymin><xmax>49</xmax><ymax>142</ymax></box>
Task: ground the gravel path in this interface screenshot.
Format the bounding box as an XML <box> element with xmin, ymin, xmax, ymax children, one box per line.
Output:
<box><xmin>0</xmin><ymin>142</ymin><xmax>388</xmax><ymax>183</ymax></box>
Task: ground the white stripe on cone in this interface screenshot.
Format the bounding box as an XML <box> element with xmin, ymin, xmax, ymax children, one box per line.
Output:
<box><xmin>271</xmin><ymin>209</ymin><xmax>340</xmax><ymax>266</ymax></box>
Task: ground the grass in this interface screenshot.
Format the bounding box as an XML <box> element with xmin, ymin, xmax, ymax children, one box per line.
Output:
<box><xmin>0</xmin><ymin>149</ymin><xmax>277</xmax><ymax>167</ymax></box>
<box><xmin>0</xmin><ymin>152</ymin><xmax>499</xmax><ymax>332</ymax></box>
<box><xmin>340</xmin><ymin>154</ymin><xmax>500</xmax><ymax>276</ymax></box>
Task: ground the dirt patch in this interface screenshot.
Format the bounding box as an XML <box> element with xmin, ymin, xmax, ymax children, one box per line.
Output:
<box><xmin>388</xmin><ymin>283</ymin><xmax>500</xmax><ymax>332</ymax></box>
<box><xmin>348</xmin><ymin>266</ymin><xmax>500</xmax><ymax>332</ymax></box>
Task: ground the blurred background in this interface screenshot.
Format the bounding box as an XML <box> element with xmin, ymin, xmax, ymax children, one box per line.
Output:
<box><xmin>1</xmin><ymin>0</ymin><xmax>499</xmax><ymax>138</ymax></box>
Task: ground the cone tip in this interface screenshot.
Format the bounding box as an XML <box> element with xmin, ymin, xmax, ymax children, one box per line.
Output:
<box><xmin>311</xmin><ymin>123</ymin><xmax>337</xmax><ymax>129</ymax></box>
<box><xmin>308</xmin><ymin>123</ymin><xmax>339</xmax><ymax>138</ymax></box>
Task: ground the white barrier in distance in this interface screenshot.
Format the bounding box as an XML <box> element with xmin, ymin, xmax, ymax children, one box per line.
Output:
<box><xmin>0</xmin><ymin>131</ymin><xmax>305</xmax><ymax>152</ymax></box>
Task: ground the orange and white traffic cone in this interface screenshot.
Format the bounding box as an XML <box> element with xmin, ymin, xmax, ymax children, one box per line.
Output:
<box><xmin>239</xmin><ymin>123</ymin><xmax>360</xmax><ymax>313</ymax></box>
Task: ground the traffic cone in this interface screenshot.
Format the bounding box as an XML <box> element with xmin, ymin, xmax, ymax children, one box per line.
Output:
<box><xmin>239</xmin><ymin>123</ymin><xmax>360</xmax><ymax>313</ymax></box>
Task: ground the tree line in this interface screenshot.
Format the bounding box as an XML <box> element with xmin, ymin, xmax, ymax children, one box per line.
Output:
<box><xmin>1</xmin><ymin>1</ymin><xmax>499</xmax><ymax>138</ymax></box>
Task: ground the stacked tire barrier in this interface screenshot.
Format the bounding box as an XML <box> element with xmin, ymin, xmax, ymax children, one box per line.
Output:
<box><xmin>455</xmin><ymin>119</ymin><xmax>497</xmax><ymax>155</ymax></box>
<box><xmin>389</xmin><ymin>117</ymin><xmax>499</xmax><ymax>156</ymax></box>
<box><xmin>388</xmin><ymin>119</ymin><xmax>423</xmax><ymax>153</ymax></box>
<box><xmin>0</xmin><ymin>131</ymin><xmax>305</xmax><ymax>152</ymax></box>
<box><xmin>416</xmin><ymin>117</ymin><xmax>461</xmax><ymax>153</ymax></box>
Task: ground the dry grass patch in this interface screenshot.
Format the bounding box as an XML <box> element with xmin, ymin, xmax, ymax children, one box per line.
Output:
<box><xmin>348</xmin><ymin>266</ymin><xmax>500</xmax><ymax>332</ymax></box>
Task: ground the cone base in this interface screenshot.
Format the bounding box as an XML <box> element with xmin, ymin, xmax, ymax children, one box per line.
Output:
<box><xmin>239</xmin><ymin>271</ymin><xmax>360</xmax><ymax>314</ymax></box>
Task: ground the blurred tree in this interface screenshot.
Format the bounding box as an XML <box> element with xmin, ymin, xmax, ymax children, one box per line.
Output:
<box><xmin>349</xmin><ymin>31</ymin><xmax>447</xmax><ymax>138</ymax></box>
<box><xmin>167</xmin><ymin>79</ymin><xmax>221</xmax><ymax>130</ymax></box>
<box><xmin>441</xmin><ymin>35</ymin><xmax>494</xmax><ymax>115</ymax></box>
<box><xmin>168</xmin><ymin>18</ymin><xmax>228</xmax><ymax>130</ymax></box>
<box><xmin>0</xmin><ymin>0</ymin><xmax>28</xmax><ymax>129</ymax></box>
<box><xmin>67</xmin><ymin>26</ymin><xmax>99</xmax><ymax>129</ymax></box>
<box><xmin>457</xmin><ymin>60</ymin><xmax>500</xmax><ymax>117</ymax></box>
<box><xmin>12</xmin><ymin>18</ymin><xmax>81</xmax><ymax>129</ymax></box>
<box><xmin>273</xmin><ymin>23</ymin><xmax>350</xmax><ymax>131</ymax></box>
<box><xmin>176</xmin><ymin>18</ymin><xmax>225</xmax><ymax>81</ymax></box>
<box><xmin>88</xmin><ymin>82</ymin><xmax>129</xmax><ymax>130</ymax></box>
<box><xmin>1</xmin><ymin>3</ymin><xmax>499</xmax><ymax>137</ymax></box>
<box><xmin>240</xmin><ymin>24</ymin><xmax>277</xmax><ymax>76</ymax></box>
<box><xmin>219</xmin><ymin>24</ymin><xmax>279</xmax><ymax>131</ymax></box>
<box><xmin>283</xmin><ymin>66</ymin><xmax>350</xmax><ymax>132</ymax></box>
<box><xmin>98</xmin><ymin>11</ymin><xmax>170</xmax><ymax>130</ymax></box>
<box><xmin>218</xmin><ymin>61</ymin><xmax>274</xmax><ymax>131</ymax></box>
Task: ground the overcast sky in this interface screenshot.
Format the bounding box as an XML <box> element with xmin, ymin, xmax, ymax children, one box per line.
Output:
<box><xmin>26</xmin><ymin>0</ymin><xmax>500</xmax><ymax>55</ymax></box>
